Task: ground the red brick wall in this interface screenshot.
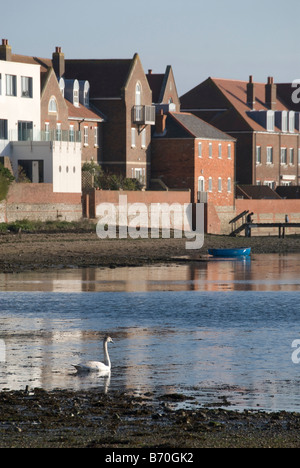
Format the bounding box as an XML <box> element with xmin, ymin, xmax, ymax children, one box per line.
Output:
<box><xmin>2</xmin><ymin>183</ymin><xmax>82</xmax><ymax>223</ymax></box>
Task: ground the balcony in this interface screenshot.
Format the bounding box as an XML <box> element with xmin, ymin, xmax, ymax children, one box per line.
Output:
<box><xmin>133</xmin><ymin>105</ymin><xmax>156</xmax><ymax>125</ymax></box>
<box><xmin>9</xmin><ymin>129</ymin><xmax>81</xmax><ymax>143</ymax></box>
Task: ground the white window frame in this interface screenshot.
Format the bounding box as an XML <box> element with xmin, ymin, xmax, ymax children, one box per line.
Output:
<box><xmin>209</xmin><ymin>142</ymin><xmax>212</xmax><ymax>158</ymax></box>
<box><xmin>227</xmin><ymin>144</ymin><xmax>232</xmax><ymax>159</ymax></box>
<box><xmin>256</xmin><ymin>146</ymin><xmax>261</xmax><ymax>164</ymax></box>
<box><xmin>267</xmin><ymin>111</ymin><xmax>274</xmax><ymax>132</ymax></box>
<box><xmin>131</xmin><ymin>128</ymin><xmax>136</xmax><ymax>148</ymax></box>
<box><xmin>69</xmin><ymin>125</ymin><xmax>75</xmax><ymax>143</ymax></box>
<box><xmin>141</xmin><ymin>127</ymin><xmax>146</xmax><ymax>148</ymax></box>
<box><xmin>6</xmin><ymin>74</ymin><xmax>17</xmax><ymax>96</ymax></box>
<box><xmin>289</xmin><ymin>148</ymin><xmax>294</xmax><ymax>165</ymax></box>
<box><xmin>48</xmin><ymin>96</ymin><xmax>57</xmax><ymax>113</ymax></box>
<box><xmin>266</xmin><ymin>146</ymin><xmax>273</xmax><ymax>164</ymax></box>
<box><xmin>56</xmin><ymin>123</ymin><xmax>62</xmax><ymax>141</ymax></box>
<box><xmin>94</xmin><ymin>126</ymin><xmax>99</xmax><ymax>147</ymax></box>
<box><xmin>218</xmin><ymin>143</ymin><xmax>222</xmax><ymax>158</ymax></box>
<box><xmin>208</xmin><ymin>177</ymin><xmax>213</xmax><ymax>192</ymax></box>
<box><xmin>83</xmin><ymin>126</ymin><xmax>89</xmax><ymax>146</ymax></box>
<box><xmin>21</xmin><ymin>76</ymin><xmax>33</xmax><ymax>98</ymax></box>
<box><xmin>198</xmin><ymin>176</ymin><xmax>205</xmax><ymax>192</ymax></box>
<box><xmin>44</xmin><ymin>122</ymin><xmax>50</xmax><ymax>141</ymax></box>
<box><xmin>198</xmin><ymin>142</ymin><xmax>202</xmax><ymax>158</ymax></box>
<box><xmin>280</xmin><ymin>147</ymin><xmax>287</xmax><ymax>165</ymax></box>
<box><xmin>227</xmin><ymin>177</ymin><xmax>232</xmax><ymax>193</ymax></box>
<box><xmin>218</xmin><ymin>177</ymin><xmax>222</xmax><ymax>193</ymax></box>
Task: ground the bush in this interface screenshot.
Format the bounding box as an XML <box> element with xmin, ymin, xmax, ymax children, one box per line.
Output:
<box><xmin>0</xmin><ymin>163</ymin><xmax>15</xmax><ymax>201</ymax></box>
<box><xmin>82</xmin><ymin>163</ymin><xmax>143</xmax><ymax>191</ymax></box>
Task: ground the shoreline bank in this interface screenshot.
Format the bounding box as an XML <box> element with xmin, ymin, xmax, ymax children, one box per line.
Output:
<box><xmin>0</xmin><ymin>388</ymin><xmax>300</xmax><ymax>448</ymax></box>
<box><xmin>0</xmin><ymin>232</ymin><xmax>300</xmax><ymax>273</ymax></box>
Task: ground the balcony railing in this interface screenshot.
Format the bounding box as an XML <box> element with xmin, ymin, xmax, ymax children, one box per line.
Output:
<box><xmin>133</xmin><ymin>105</ymin><xmax>156</xmax><ymax>125</ymax></box>
<box><xmin>9</xmin><ymin>129</ymin><xmax>81</xmax><ymax>143</ymax></box>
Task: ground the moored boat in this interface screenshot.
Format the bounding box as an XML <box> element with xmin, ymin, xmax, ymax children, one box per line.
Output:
<box><xmin>208</xmin><ymin>247</ymin><xmax>251</xmax><ymax>258</ymax></box>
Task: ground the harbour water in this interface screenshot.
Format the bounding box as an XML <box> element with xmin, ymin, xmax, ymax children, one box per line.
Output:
<box><xmin>0</xmin><ymin>253</ymin><xmax>299</xmax><ymax>412</ymax></box>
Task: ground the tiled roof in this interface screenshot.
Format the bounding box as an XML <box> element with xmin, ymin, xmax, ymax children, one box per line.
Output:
<box><xmin>156</xmin><ymin>112</ymin><xmax>235</xmax><ymax>141</ymax></box>
<box><xmin>236</xmin><ymin>185</ymin><xmax>282</xmax><ymax>199</ymax></box>
<box><xmin>65</xmin><ymin>59</ymin><xmax>133</xmax><ymax>98</ymax></box>
<box><xmin>65</xmin><ymin>99</ymin><xmax>104</xmax><ymax>122</ymax></box>
<box><xmin>181</xmin><ymin>77</ymin><xmax>299</xmax><ymax>133</ymax></box>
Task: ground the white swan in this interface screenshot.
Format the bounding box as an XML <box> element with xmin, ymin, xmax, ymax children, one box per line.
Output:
<box><xmin>74</xmin><ymin>336</ymin><xmax>113</xmax><ymax>373</ymax></box>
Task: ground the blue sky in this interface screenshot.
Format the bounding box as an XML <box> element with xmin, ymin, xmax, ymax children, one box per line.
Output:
<box><xmin>2</xmin><ymin>0</ymin><xmax>299</xmax><ymax>95</ymax></box>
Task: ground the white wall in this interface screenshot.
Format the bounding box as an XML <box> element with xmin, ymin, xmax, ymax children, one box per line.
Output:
<box><xmin>0</xmin><ymin>59</ymin><xmax>41</xmax><ymax>155</ymax></box>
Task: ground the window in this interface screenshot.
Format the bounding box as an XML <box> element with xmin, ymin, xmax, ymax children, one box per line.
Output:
<box><xmin>48</xmin><ymin>97</ymin><xmax>57</xmax><ymax>113</ymax></box>
<box><xmin>218</xmin><ymin>177</ymin><xmax>222</xmax><ymax>192</ymax></box>
<box><xmin>282</xmin><ymin>111</ymin><xmax>288</xmax><ymax>132</ymax></box>
<box><xmin>289</xmin><ymin>112</ymin><xmax>295</xmax><ymax>133</ymax></box>
<box><xmin>218</xmin><ymin>143</ymin><xmax>222</xmax><ymax>158</ymax></box>
<box><xmin>94</xmin><ymin>127</ymin><xmax>99</xmax><ymax>147</ymax></box>
<box><xmin>44</xmin><ymin>122</ymin><xmax>50</xmax><ymax>141</ymax></box>
<box><xmin>134</xmin><ymin>168</ymin><xmax>143</xmax><ymax>182</ymax></box>
<box><xmin>227</xmin><ymin>177</ymin><xmax>232</xmax><ymax>193</ymax></box>
<box><xmin>198</xmin><ymin>142</ymin><xmax>202</xmax><ymax>158</ymax></box>
<box><xmin>227</xmin><ymin>144</ymin><xmax>232</xmax><ymax>159</ymax></box>
<box><xmin>6</xmin><ymin>74</ymin><xmax>16</xmax><ymax>96</ymax></box>
<box><xmin>69</xmin><ymin>125</ymin><xmax>75</xmax><ymax>142</ymax></box>
<box><xmin>135</xmin><ymin>82</ymin><xmax>141</xmax><ymax>106</ymax></box>
<box><xmin>83</xmin><ymin>126</ymin><xmax>88</xmax><ymax>146</ymax></box>
<box><xmin>21</xmin><ymin>76</ymin><xmax>33</xmax><ymax>98</ymax></box>
<box><xmin>208</xmin><ymin>177</ymin><xmax>213</xmax><ymax>192</ymax></box>
<box><xmin>289</xmin><ymin>148</ymin><xmax>294</xmax><ymax>165</ymax></box>
<box><xmin>267</xmin><ymin>147</ymin><xmax>273</xmax><ymax>164</ymax></box>
<box><xmin>56</xmin><ymin>123</ymin><xmax>62</xmax><ymax>141</ymax></box>
<box><xmin>18</xmin><ymin>121</ymin><xmax>33</xmax><ymax>141</ymax></box>
<box><xmin>256</xmin><ymin>146</ymin><xmax>261</xmax><ymax>164</ymax></box>
<box><xmin>209</xmin><ymin>142</ymin><xmax>212</xmax><ymax>158</ymax></box>
<box><xmin>0</xmin><ymin>119</ymin><xmax>8</xmax><ymax>140</ymax></box>
<box><xmin>141</xmin><ymin>128</ymin><xmax>146</xmax><ymax>148</ymax></box>
<box><xmin>73</xmin><ymin>81</ymin><xmax>79</xmax><ymax>107</ymax></box>
<box><xmin>131</xmin><ymin>128</ymin><xmax>136</xmax><ymax>148</ymax></box>
<box><xmin>267</xmin><ymin>111</ymin><xmax>274</xmax><ymax>132</ymax></box>
<box><xmin>280</xmin><ymin>147</ymin><xmax>287</xmax><ymax>165</ymax></box>
<box><xmin>198</xmin><ymin>176</ymin><xmax>205</xmax><ymax>192</ymax></box>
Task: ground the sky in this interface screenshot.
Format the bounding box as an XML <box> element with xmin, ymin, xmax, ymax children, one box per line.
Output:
<box><xmin>1</xmin><ymin>0</ymin><xmax>300</xmax><ymax>95</ymax></box>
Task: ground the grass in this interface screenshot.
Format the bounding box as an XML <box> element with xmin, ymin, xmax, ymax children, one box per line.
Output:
<box><xmin>0</xmin><ymin>219</ymin><xmax>96</xmax><ymax>234</ymax></box>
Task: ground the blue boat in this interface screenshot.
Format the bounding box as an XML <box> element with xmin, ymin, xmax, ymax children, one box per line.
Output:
<box><xmin>208</xmin><ymin>247</ymin><xmax>251</xmax><ymax>258</ymax></box>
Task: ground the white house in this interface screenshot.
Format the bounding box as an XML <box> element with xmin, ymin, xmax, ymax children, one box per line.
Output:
<box><xmin>0</xmin><ymin>39</ymin><xmax>82</xmax><ymax>194</ymax></box>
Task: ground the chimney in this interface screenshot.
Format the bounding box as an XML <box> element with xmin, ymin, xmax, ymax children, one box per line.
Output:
<box><xmin>52</xmin><ymin>46</ymin><xmax>65</xmax><ymax>78</ymax></box>
<box><xmin>148</xmin><ymin>69</ymin><xmax>152</xmax><ymax>75</ymax></box>
<box><xmin>0</xmin><ymin>39</ymin><xmax>12</xmax><ymax>61</ymax></box>
<box><xmin>265</xmin><ymin>76</ymin><xmax>276</xmax><ymax>110</ymax></box>
<box><xmin>247</xmin><ymin>75</ymin><xmax>255</xmax><ymax>109</ymax></box>
<box><xmin>155</xmin><ymin>109</ymin><xmax>167</xmax><ymax>134</ymax></box>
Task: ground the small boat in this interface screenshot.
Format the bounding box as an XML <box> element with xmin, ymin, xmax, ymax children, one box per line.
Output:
<box><xmin>208</xmin><ymin>247</ymin><xmax>251</xmax><ymax>258</ymax></box>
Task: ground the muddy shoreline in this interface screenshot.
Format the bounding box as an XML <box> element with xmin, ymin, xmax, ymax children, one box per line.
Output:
<box><xmin>1</xmin><ymin>388</ymin><xmax>300</xmax><ymax>448</ymax></box>
<box><xmin>0</xmin><ymin>231</ymin><xmax>300</xmax><ymax>273</ymax></box>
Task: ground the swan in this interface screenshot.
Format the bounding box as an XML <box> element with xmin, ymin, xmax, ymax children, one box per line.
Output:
<box><xmin>73</xmin><ymin>336</ymin><xmax>113</xmax><ymax>373</ymax></box>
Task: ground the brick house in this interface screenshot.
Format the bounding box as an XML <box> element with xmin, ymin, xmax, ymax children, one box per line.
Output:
<box><xmin>181</xmin><ymin>76</ymin><xmax>300</xmax><ymax>189</ymax></box>
<box><xmin>151</xmin><ymin>111</ymin><xmax>235</xmax><ymax>206</ymax></box>
<box><xmin>64</xmin><ymin>54</ymin><xmax>156</xmax><ymax>187</ymax></box>
<box><xmin>146</xmin><ymin>65</ymin><xmax>181</xmax><ymax>112</ymax></box>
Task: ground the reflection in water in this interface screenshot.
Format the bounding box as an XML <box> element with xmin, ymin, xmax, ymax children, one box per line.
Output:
<box><xmin>0</xmin><ymin>254</ymin><xmax>300</xmax><ymax>293</ymax></box>
<box><xmin>0</xmin><ymin>254</ymin><xmax>299</xmax><ymax>411</ymax></box>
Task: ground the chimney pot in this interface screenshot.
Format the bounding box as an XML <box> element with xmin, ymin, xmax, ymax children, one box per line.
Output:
<box><xmin>52</xmin><ymin>46</ymin><xmax>65</xmax><ymax>78</ymax></box>
<box><xmin>148</xmin><ymin>69</ymin><xmax>152</xmax><ymax>75</ymax></box>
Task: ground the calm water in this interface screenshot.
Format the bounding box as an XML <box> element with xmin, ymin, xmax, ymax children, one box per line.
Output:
<box><xmin>0</xmin><ymin>253</ymin><xmax>300</xmax><ymax>412</ymax></box>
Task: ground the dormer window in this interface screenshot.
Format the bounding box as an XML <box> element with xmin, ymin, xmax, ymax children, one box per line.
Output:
<box><xmin>59</xmin><ymin>77</ymin><xmax>65</xmax><ymax>97</ymax></box>
<box><xmin>266</xmin><ymin>110</ymin><xmax>274</xmax><ymax>132</ymax></box>
<box><xmin>48</xmin><ymin>96</ymin><xmax>57</xmax><ymax>113</ymax></box>
<box><xmin>289</xmin><ymin>111</ymin><xmax>295</xmax><ymax>133</ymax></box>
<box><xmin>282</xmin><ymin>111</ymin><xmax>288</xmax><ymax>132</ymax></box>
<box><xmin>73</xmin><ymin>80</ymin><xmax>79</xmax><ymax>107</ymax></box>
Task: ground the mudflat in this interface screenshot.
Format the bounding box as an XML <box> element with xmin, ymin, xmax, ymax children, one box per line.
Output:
<box><xmin>0</xmin><ymin>231</ymin><xmax>300</xmax><ymax>273</ymax></box>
